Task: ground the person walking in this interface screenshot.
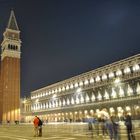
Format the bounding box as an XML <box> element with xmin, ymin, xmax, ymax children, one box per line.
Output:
<box><xmin>37</xmin><ymin>117</ymin><xmax>43</xmax><ymax>137</ymax></box>
<box><xmin>100</xmin><ymin>116</ymin><xmax>108</xmax><ymax>137</ymax></box>
<box><xmin>124</xmin><ymin>113</ymin><xmax>135</xmax><ymax>140</ymax></box>
<box><xmin>33</xmin><ymin>116</ymin><xmax>39</xmax><ymax>137</ymax></box>
<box><xmin>106</xmin><ymin>118</ymin><xmax>114</xmax><ymax>140</ymax></box>
<box><xmin>111</xmin><ymin>115</ymin><xmax>120</xmax><ymax>140</ymax></box>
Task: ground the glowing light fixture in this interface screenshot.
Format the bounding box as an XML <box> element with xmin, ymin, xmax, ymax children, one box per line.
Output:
<box><xmin>119</xmin><ymin>87</ymin><xmax>124</xmax><ymax>97</ymax></box>
<box><xmin>84</xmin><ymin>79</ymin><xmax>89</xmax><ymax>85</ymax></box>
<box><xmin>136</xmin><ymin>83</ymin><xmax>140</xmax><ymax>94</ymax></box>
<box><xmin>124</xmin><ymin>67</ymin><xmax>131</xmax><ymax>74</ymax></box>
<box><xmin>98</xmin><ymin>92</ymin><xmax>102</xmax><ymax>100</ymax></box>
<box><xmin>59</xmin><ymin>87</ymin><xmax>61</xmax><ymax>92</ymax></box>
<box><xmin>96</xmin><ymin>76</ymin><xmax>100</xmax><ymax>82</ymax></box>
<box><xmin>52</xmin><ymin>94</ymin><xmax>57</xmax><ymax>98</ymax></box>
<box><xmin>71</xmin><ymin>97</ymin><xmax>74</xmax><ymax>104</ymax></box>
<box><xmin>35</xmin><ymin>99</ymin><xmax>39</xmax><ymax>103</ymax></box>
<box><xmin>127</xmin><ymin>84</ymin><xmax>133</xmax><ymax>96</ymax></box>
<box><xmin>109</xmin><ymin>72</ymin><xmax>114</xmax><ymax>78</ymax></box>
<box><xmin>116</xmin><ymin>70</ymin><xmax>122</xmax><ymax>76</ymax></box>
<box><xmin>74</xmin><ymin>82</ymin><xmax>78</xmax><ymax>88</ymax></box>
<box><xmin>66</xmin><ymin>85</ymin><xmax>69</xmax><ymax>90</ymax></box>
<box><xmin>111</xmin><ymin>88</ymin><xmax>117</xmax><ymax>98</ymax></box>
<box><xmin>70</xmin><ymin>84</ymin><xmax>74</xmax><ymax>89</ymax></box>
<box><xmin>133</xmin><ymin>64</ymin><xmax>140</xmax><ymax>71</ymax></box>
<box><xmin>114</xmin><ymin>78</ymin><xmax>120</xmax><ymax>84</ymax></box>
<box><xmin>62</xmin><ymin>86</ymin><xmax>65</xmax><ymax>91</ymax></box>
<box><xmin>91</xmin><ymin>93</ymin><xmax>95</xmax><ymax>101</ymax></box>
<box><xmin>79</xmin><ymin>81</ymin><xmax>83</xmax><ymax>86</ymax></box>
<box><xmin>90</xmin><ymin>77</ymin><xmax>94</xmax><ymax>83</ymax></box>
<box><xmin>104</xmin><ymin>90</ymin><xmax>109</xmax><ymax>99</ymax></box>
<box><xmin>80</xmin><ymin>95</ymin><xmax>84</xmax><ymax>103</ymax></box>
<box><xmin>102</xmin><ymin>74</ymin><xmax>107</xmax><ymax>80</ymax></box>
<box><xmin>86</xmin><ymin>94</ymin><xmax>89</xmax><ymax>102</ymax></box>
<box><xmin>76</xmin><ymin>88</ymin><xmax>82</xmax><ymax>93</ymax></box>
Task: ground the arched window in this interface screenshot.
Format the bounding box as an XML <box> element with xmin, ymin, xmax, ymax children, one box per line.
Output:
<box><xmin>97</xmin><ymin>92</ymin><xmax>102</xmax><ymax>101</ymax></box>
<box><xmin>55</xmin><ymin>100</ymin><xmax>58</xmax><ymax>107</ymax></box>
<box><xmin>137</xmin><ymin>83</ymin><xmax>140</xmax><ymax>94</ymax></box>
<box><xmin>119</xmin><ymin>87</ymin><xmax>125</xmax><ymax>97</ymax></box>
<box><xmin>63</xmin><ymin>99</ymin><xmax>66</xmax><ymax>106</ymax></box>
<box><xmin>76</xmin><ymin>95</ymin><xmax>80</xmax><ymax>104</ymax></box>
<box><xmin>59</xmin><ymin>99</ymin><xmax>62</xmax><ymax>106</ymax></box>
<box><xmin>127</xmin><ymin>84</ymin><xmax>133</xmax><ymax>96</ymax></box>
<box><xmin>16</xmin><ymin>46</ymin><xmax>18</xmax><ymax>50</ymax></box>
<box><xmin>85</xmin><ymin>94</ymin><xmax>90</xmax><ymax>102</ymax></box>
<box><xmin>91</xmin><ymin>93</ymin><xmax>95</xmax><ymax>101</ymax></box>
<box><xmin>8</xmin><ymin>44</ymin><xmax>11</xmax><ymax>49</ymax></box>
<box><xmin>104</xmin><ymin>90</ymin><xmax>109</xmax><ymax>100</ymax></box>
<box><xmin>111</xmin><ymin>88</ymin><xmax>117</xmax><ymax>98</ymax></box>
<box><xmin>80</xmin><ymin>95</ymin><xmax>84</xmax><ymax>103</ymax></box>
<box><xmin>67</xmin><ymin>98</ymin><xmax>70</xmax><ymax>105</ymax></box>
<box><xmin>71</xmin><ymin>97</ymin><xmax>74</xmax><ymax>104</ymax></box>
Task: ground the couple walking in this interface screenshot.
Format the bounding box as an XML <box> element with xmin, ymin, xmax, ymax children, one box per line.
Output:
<box><xmin>33</xmin><ymin>116</ymin><xmax>43</xmax><ymax>137</ymax></box>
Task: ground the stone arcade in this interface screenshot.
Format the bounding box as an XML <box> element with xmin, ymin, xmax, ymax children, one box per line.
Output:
<box><xmin>22</xmin><ymin>54</ymin><xmax>140</xmax><ymax>122</ymax></box>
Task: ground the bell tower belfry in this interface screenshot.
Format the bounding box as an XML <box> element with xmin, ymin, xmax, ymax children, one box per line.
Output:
<box><xmin>0</xmin><ymin>10</ymin><xmax>21</xmax><ymax>123</ymax></box>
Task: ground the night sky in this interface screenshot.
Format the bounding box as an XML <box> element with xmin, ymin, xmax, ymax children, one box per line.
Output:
<box><xmin>0</xmin><ymin>0</ymin><xmax>140</xmax><ymax>97</ymax></box>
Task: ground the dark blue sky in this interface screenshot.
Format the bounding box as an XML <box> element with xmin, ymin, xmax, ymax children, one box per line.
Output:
<box><xmin>0</xmin><ymin>0</ymin><xmax>140</xmax><ymax>97</ymax></box>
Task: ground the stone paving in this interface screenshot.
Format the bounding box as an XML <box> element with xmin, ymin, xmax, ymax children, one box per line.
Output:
<box><xmin>0</xmin><ymin>123</ymin><xmax>139</xmax><ymax>140</ymax></box>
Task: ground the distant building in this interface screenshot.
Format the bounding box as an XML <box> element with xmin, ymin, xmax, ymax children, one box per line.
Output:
<box><xmin>22</xmin><ymin>54</ymin><xmax>140</xmax><ymax>122</ymax></box>
<box><xmin>0</xmin><ymin>10</ymin><xmax>21</xmax><ymax>123</ymax></box>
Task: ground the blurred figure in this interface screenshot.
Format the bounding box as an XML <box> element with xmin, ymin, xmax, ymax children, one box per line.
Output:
<box><xmin>111</xmin><ymin>115</ymin><xmax>120</xmax><ymax>140</ymax></box>
<box><xmin>37</xmin><ymin>117</ymin><xmax>43</xmax><ymax>137</ymax></box>
<box><xmin>33</xmin><ymin>116</ymin><xmax>39</xmax><ymax>137</ymax></box>
<box><xmin>87</xmin><ymin>116</ymin><xmax>93</xmax><ymax>138</ymax></box>
<box><xmin>124</xmin><ymin>113</ymin><xmax>135</xmax><ymax>140</ymax></box>
<box><xmin>94</xmin><ymin>117</ymin><xmax>99</xmax><ymax>136</ymax></box>
<box><xmin>106</xmin><ymin>118</ymin><xmax>114</xmax><ymax>140</ymax></box>
<box><xmin>7</xmin><ymin>120</ymin><xmax>10</xmax><ymax>125</ymax></box>
<box><xmin>100</xmin><ymin>115</ymin><xmax>108</xmax><ymax>136</ymax></box>
<box><xmin>100</xmin><ymin>109</ymin><xmax>113</xmax><ymax>140</ymax></box>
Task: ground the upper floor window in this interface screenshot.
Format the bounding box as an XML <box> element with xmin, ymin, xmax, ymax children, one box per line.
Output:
<box><xmin>90</xmin><ymin>77</ymin><xmax>94</xmax><ymax>83</ymax></box>
<box><xmin>102</xmin><ymin>74</ymin><xmax>107</xmax><ymax>80</ymax></box>
<box><xmin>116</xmin><ymin>70</ymin><xmax>122</xmax><ymax>76</ymax></box>
<box><xmin>84</xmin><ymin>79</ymin><xmax>89</xmax><ymax>85</ymax></box>
<box><xmin>74</xmin><ymin>82</ymin><xmax>78</xmax><ymax>88</ymax></box>
<box><xmin>133</xmin><ymin>64</ymin><xmax>140</xmax><ymax>72</ymax></box>
<box><xmin>70</xmin><ymin>84</ymin><xmax>74</xmax><ymax>89</ymax></box>
<box><xmin>66</xmin><ymin>85</ymin><xmax>69</xmax><ymax>90</ymax></box>
<box><xmin>109</xmin><ymin>72</ymin><xmax>114</xmax><ymax>78</ymax></box>
<box><xmin>79</xmin><ymin>81</ymin><xmax>83</xmax><ymax>86</ymax></box>
<box><xmin>96</xmin><ymin>76</ymin><xmax>100</xmax><ymax>82</ymax></box>
<box><xmin>124</xmin><ymin>67</ymin><xmax>131</xmax><ymax>74</ymax></box>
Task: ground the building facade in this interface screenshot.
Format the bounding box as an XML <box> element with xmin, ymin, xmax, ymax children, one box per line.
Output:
<box><xmin>0</xmin><ymin>10</ymin><xmax>21</xmax><ymax>123</ymax></box>
<box><xmin>22</xmin><ymin>54</ymin><xmax>140</xmax><ymax>123</ymax></box>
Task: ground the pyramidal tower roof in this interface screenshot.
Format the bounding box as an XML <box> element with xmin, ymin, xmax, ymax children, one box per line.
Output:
<box><xmin>7</xmin><ymin>10</ymin><xmax>19</xmax><ymax>31</ymax></box>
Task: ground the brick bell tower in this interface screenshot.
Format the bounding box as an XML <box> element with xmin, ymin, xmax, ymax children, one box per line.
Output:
<box><xmin>0</xmin><ymin>10</ymin><xmax>21</xmax><ymax>123</ymax></box>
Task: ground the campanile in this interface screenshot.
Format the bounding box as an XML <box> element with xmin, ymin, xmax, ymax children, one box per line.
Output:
<box><xmin>0</xmin><ymin>10</ymin><xmax>21</xmax><ymax>123</ymax></box>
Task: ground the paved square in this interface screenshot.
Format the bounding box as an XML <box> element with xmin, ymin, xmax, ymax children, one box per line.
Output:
<box><xmin>0</xmin><ymin>123</ymin><xmax>140</xmax><ymax>140</ymax></box>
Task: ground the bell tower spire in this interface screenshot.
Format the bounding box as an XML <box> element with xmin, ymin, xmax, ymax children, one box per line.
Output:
<box><xmin>1</xmin><ymin>10</ymin><xmax>21</xmax><ymax>60</ymax></box>
<box><xmin>7</xmin><ymin>10</ymin><xmax>19</xmax><ymax>30</ymax></box>
<box><xmin>0</xmin><ymin>10</ymin><xmax>21</xmax><ymax>123</ymax></box>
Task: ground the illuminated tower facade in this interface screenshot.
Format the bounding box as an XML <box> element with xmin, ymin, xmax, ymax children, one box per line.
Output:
<box><xmin>0</xmin><ymin>10</ymin><xmax>21</xmax><ymax>123</ymax></box>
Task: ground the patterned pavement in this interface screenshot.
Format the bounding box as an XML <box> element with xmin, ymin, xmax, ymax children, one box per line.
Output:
<box><xmin>0</xmin><ymin>123</ymin><xmax>139</xmax><ymax>140</ymax></box>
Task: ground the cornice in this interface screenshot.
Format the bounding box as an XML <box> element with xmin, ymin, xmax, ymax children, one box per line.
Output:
<box><xmin>31</xmin><ymin>54</ymin><xmax>140</xmax><ymax>95</ymax></box>
<box><xmin>1</xmin><ymin>50</ymin><xmax>21</xmax><ymax>60</ymax></box>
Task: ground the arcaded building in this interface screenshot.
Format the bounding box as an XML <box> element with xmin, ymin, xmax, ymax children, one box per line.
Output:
<box><xmin>0</xmin><ymin>10</ymin><xmax>21</xmax><ymax>123</ymax></box>
<box><xmin>22</xmin><ymin>54</ymin><xmax>140</xmax><ymax>122</ymax></box>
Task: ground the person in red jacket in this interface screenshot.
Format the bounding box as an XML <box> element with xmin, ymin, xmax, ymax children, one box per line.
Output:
<box><xmin>33</xmin><ymin>116</ymin><xmax>39</xmax><ymax>137</ymax></box>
